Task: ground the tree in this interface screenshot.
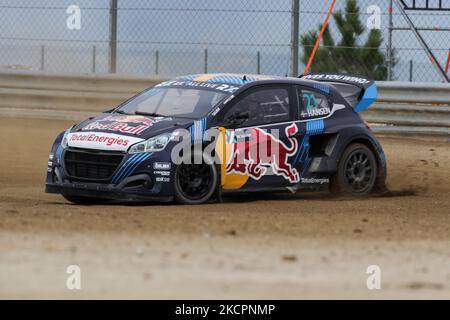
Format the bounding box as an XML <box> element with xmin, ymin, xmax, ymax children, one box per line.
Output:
<box><xmin>301</xmin><ymin>0</ymin><xmax>396</xmax><ymax>80</ymax></box>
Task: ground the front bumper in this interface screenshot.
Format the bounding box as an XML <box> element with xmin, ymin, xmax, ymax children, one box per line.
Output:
<box><xmin>45</xmin><ymin>145</ymin><xmax>175</xmax><ymax>202</ymax></box>
<box><xmin>45</xmin><ymin>181</ymin><xmax>173</xmax><ymax>202</ymax></box>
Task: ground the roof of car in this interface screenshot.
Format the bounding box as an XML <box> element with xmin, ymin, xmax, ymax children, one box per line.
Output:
<box><xmin>176</xmin><ymin>73</ymin><xmax>288</xmax><ymax>86</ymax></box>
<box><xmin>174</xmin><ymin>73</ymin><xmax>336</xmax><ymax>97</ymax></box>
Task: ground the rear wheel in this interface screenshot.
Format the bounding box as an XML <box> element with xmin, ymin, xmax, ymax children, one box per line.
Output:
<box><xmin>331</xmin><ymin>143</ymin><xmax>377</xmax><ymax>196</ymax></box>
<box><xmin>174</xmin><ymin>156</ymin><xmax>217</xmax><ymax>205</ymax></box>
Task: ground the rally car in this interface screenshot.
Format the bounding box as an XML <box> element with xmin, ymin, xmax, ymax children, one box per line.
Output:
<box><xmin>45</xmin><ymin>73</ymin><xmax>387</xmax><ymax>204</ymax></box>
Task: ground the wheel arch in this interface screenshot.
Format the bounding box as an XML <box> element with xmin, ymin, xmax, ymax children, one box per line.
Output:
<box><xmin>335</xmin><ymin>133</ymin><xmax>387</xmax><ymax>191</ymax></box>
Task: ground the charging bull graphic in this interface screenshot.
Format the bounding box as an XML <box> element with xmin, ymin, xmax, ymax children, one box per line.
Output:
<box><xmin>83</xmin><ymin>115</ymin><xmax>158</xmax><ymax>135</ymax></box>
<box><xmin>226</xmin><ymin>124</ymin><xmax>300</xmax><ymax>183</ymax></box>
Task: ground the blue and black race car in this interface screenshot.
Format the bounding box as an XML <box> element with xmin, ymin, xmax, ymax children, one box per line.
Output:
<box><xmin>45</xmin><ymin>73</ymin><xmax>387</xmax><ymax>204</ymax></box>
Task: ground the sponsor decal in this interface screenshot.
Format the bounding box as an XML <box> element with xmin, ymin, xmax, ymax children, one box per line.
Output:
<box><xmin>301</xmin><ymin>106</ymin><xmax>331</xmax><ymax>118</ymax></box>
<box><xmin>48</xmin><ymin>154</ymin><xmax>54</xmax><ymax>167</ymax></box>
<box><xmin>303</xmin><ymin>74</ymin><xmax>371</xmax><ymax>85</ymax></box>
<box><xmin>222</xmin><ymin>95</ymin><xmax>235</xmax><ymax>105</ymax></box>
<box><xmin>226</xmin><ymin>124</ymin><xmax>300</xmax><ymax>183</ymax></box>
<box><xmin>82</xmin><ymin>115</ymin><xmax>159</xmax><ymax>135</ymax></box>
<box><xmin>156</xmin><ymin>177</ymin><xmax>170</xmax><ymax>182</ymax></box>
<box><xmin>67</xmin><ymin>132</ymin><xmax>144</xmax><ymax>151</ymax></box>
<box><xmin>153</xmin><ymin>171</ymin><xmax>170</xmax><ymax>176</ymax></box>
<box><xmin>211</xmin><ymin>107</ymin><xmax>221</xmax><ymax>116</ymax></box>
<box><xmin>301</xmin><ymin>177</ymin><xmax>329</xmax><ymax>184</ymax></box>
<box><xmin>156</xmin><ymin>80</ymin><xmax>239</xmax><ymax>93</ymax></box>
<box><xmin>153</xmin><ymin>162</ymin><xmax>171</xmax><ymax>170</ymax></box>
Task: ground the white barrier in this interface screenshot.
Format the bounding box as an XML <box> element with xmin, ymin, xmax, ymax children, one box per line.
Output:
<box><xmin>0</xmin><ymin>70</ymin><xmax>448</xmax><ymax>137</ymax></box>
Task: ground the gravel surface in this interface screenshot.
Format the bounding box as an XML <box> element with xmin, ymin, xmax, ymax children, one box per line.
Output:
<box><xmin>0</xmin><ymin>117</ymin><xmax>449</xmax><ymax>299</ymax></box>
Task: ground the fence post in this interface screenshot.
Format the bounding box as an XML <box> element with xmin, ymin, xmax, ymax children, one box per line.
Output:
<box><xmin>387</xmin><ymin>0</ymin><xmax>393</xmax><ymax>81</ymax></box>
<box><xmin>40</xmin><ymin>45</ymin><xmax>45</xmax><ymax>71</ymax></box>
<box><xmin>409</xmin><ymin>60</ymin><xmax>413</xmax><ymax>82</ymax></box>
<box><xmin>92</xmin><ymin>45</ymin><xmax>96</xmax><ymax>73</ymax></box>
<box><xmin>290</xmin><ymin>0</ymin><xmax>300</xmax><ymax>77</ymax></box>
<box><xmin>155</xmin><ymin>50</ymin><xmax>159</xmax><ymax>75</ymax></box>
<box><xmin>393</xmin><ymin>0</ymin><xmax>449</xmax><ymax>82</ymax></box>
<box><xmin>257</xmin><ymin>51</ymin><xmax>261</xmax><ymax>75</ymax></box>
<box><xmin>204</xmin><ymin>48</ymin><xmax>208</xmax><ymax>73</ymax></box>
<box><xmin>108</xmin><ymin>0</ymin><xmax>118</xmax><ymax>73</ymax></box>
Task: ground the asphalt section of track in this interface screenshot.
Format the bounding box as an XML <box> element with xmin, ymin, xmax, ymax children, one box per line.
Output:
<box><xmin>0</xmin><ymin>117</ymin><xmax>449</xmax><ymax>299</ymax></box>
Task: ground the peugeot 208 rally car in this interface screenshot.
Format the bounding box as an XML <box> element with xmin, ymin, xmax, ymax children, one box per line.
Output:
<box><xmin>45</xmin><ymin>73</ymin><xmax>387</xmax><ymax>204</ymax></box>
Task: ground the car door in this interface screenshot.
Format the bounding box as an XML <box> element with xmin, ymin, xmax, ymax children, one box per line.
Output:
<box><xmin>216</xmin><ymin>85</ymin><xmax>300</xmax><ymax>190</ymax></box>
<box><xmin>290</xmin><ymin>86</ymin><xmax>333</xmax><ymax>183</ymax></box>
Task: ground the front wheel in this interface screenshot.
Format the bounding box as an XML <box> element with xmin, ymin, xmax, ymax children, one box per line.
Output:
<box><xmin>174</xmin><ymin>158</ymin><xmax>218</xmax><ymax>205</ymax></box>
<box><xmin>330</xmin><ymin>143</ymin><xmax>378</xmax><ymax>196</ymax></box>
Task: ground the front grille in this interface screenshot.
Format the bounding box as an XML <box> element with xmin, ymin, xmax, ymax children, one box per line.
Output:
<box><xmin>64</xmin><ymin>149</ymin><xmax>124</xmax><ymax>182</ymax></box>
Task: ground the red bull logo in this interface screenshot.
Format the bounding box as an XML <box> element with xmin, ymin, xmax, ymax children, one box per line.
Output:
<box><xmin>105</xmin><ymin>115</ymin><xmax>156</xmax><ymax>126</ymax></box>
<box><xmin>83</xmin><ymin>115</ymin><xmax>158</xmax><ymax>135</ymax></box>
<box><xmin>226</xmin><ymin>124</ymin><xmax>300</xmax><ymax>183</ymax></box>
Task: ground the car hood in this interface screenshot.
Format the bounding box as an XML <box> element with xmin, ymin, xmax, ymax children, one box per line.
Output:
<box><xmin>67</xmin><ymin>113</ymin><xmax>195</xmax><ymax>152</ymax></box>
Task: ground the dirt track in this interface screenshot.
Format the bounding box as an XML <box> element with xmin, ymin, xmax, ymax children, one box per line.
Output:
<box><xmin>0</xmin><ymin>117</ymin><xmax>449</xmax><ymax>299</ymax></box>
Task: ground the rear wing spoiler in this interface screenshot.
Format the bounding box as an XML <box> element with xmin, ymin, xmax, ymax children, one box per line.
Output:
<box><xmin>299</xmin><ymin>73</ymin><xmax>377</xmax><ymax>113</ymax></box>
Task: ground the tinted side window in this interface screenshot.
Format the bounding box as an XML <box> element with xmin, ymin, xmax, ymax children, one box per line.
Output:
<box><xmin>223</xmin><ymin>87</ymin><xmax>291</xmax><ymax>127</ymax></box>
<box><xmin>298</xmin><ymin>89</ymin><xmax>331</xmax><ymax>120</ymax></box>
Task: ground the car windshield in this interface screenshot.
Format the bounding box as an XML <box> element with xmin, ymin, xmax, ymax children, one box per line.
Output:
<box><xmin>116</xmin><ymin>87</ymin><xmax>228</xmax><ymax>119</ymax></box>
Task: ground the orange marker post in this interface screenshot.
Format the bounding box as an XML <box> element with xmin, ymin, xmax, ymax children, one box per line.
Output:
<box><xmin>445</xmin><ymin>49</ymin><xmax>450</xmax><ymax>75</ymax></box>
<box><xmin>303</xmin><ymin>0</ymin><xmax>337</xmax><ymax>75</ymax></box>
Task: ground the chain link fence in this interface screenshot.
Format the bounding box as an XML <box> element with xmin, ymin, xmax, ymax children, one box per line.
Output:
<box><xmin>0</xmin><ymin>0</ymin><xmax>449</xmax><ymax>82</ymax></box>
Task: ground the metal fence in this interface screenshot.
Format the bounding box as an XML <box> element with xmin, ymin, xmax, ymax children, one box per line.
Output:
<box><xmin>0</xmin><ymin>0</ymin><xmax>449</xmax><ymax>82</ymax></box>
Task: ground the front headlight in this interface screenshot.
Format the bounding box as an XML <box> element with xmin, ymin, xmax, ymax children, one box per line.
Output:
<box><xmin>128</xmin><ymin>132</ymin><xmax>177</xmax><ymax>154</ymax></box>
<box><xmin>60</xmin><ymin>128</ymin><xmax>72</xmax><ymax>149</ymax></box>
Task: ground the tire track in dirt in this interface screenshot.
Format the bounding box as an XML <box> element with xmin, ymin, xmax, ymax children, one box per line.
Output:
<box><xmin>0</xmin><ymin>117</ymin><xmax>449</xmax><ymax>299</ymax></box>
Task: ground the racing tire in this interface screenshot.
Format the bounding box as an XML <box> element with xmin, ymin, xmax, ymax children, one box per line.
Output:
<box><xmin>330</xmin><ymin>143</ymin><xmax>378</xmax><ymax>196</ymax></box>
<box><xmin>62</xmin><ymin>194</ymin><xmax>106</xmax><ymax>205</ymax></box>
<box><xmin>174</xmin><ymin>154</ymin><xmax>218</xmax><ymax>205</ymax></box>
